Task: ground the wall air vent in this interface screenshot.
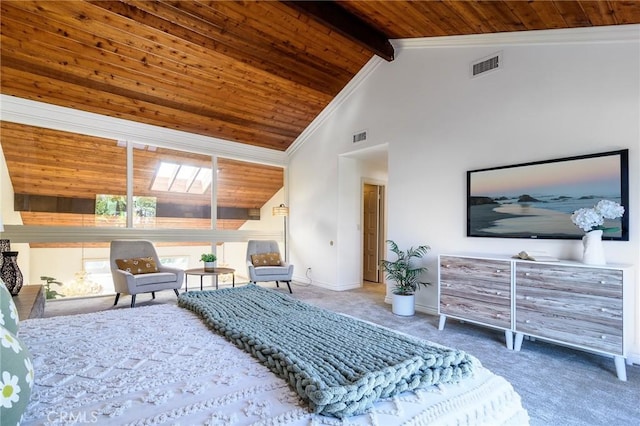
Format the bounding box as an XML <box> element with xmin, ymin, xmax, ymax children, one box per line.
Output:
<box><xmin>471</xmin><ymin>52</ymin><xmax>502</xmax><ymax>78</ymax></box>
<box><xmin>352</xmin><ymin>130</ymin><xmax>367</xmax><ymax>143</ymax></box>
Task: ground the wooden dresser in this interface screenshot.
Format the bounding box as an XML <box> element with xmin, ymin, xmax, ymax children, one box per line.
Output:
<box><xmin>438</xmin><ymin>254</ymin><xmax>633</xmax><ymax>381</ymax></box>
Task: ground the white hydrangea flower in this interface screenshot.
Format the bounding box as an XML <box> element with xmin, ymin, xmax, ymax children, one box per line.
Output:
<box><xmin>595</xmin><ymin>200</ymin><xmax>625</xmax><ymax>219</ymax></box>
<box><xmin>571</xmin><ymin>200</ymin><xmax>624</xmax><ymax>232</ymax></box>
<box><xmin>571</xmin><ymin>208</ymin><xmax>603</xmax><ymax>232</ymax></box>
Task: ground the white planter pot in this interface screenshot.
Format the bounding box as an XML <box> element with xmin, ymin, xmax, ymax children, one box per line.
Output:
<box><xmin>392</xmin><ymin>293</ymin><xmax>415</xmax><ymax>316</ymax></box>
<box><xmin>204</xmin><ymin>261</ymin><xmax>216</xmax><ymax>271</ymax></box>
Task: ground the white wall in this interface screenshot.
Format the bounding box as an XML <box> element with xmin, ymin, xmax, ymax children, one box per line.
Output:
<box><xmin>288</xmin><ymin>26</ymin><xmax>640</xmax><ymax>360</ymax></box>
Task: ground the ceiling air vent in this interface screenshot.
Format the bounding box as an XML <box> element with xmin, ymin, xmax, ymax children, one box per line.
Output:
<box><xmin>471</xmin><ymin>52</ymin><xmax>502</xmax><ymax>78</ymax></box>
<box><xmin>352</xmin><ymin>130</ymin><xmax>367</xmax><ymax>143</ymax></box>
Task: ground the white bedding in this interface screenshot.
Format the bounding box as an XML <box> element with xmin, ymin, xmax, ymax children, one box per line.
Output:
<box><xmin>18</xmin><ymin>304</ymin><xmax>529</xmax><ymax>425</ymax></box>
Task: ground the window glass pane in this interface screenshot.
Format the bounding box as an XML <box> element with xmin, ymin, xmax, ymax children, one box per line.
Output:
<box><xmin>189</xmin><ymin>168</ymin><xmax>212</xmax><ymax>194</ymax></box>
<box><xmin>28</xmin><ymin>241</ymin><xmax>226</xmax><ymax>299</ymax></box>
<box><xmin>133</xmin><ymin>147</ymin><xmax>212</xmax><ymax>229</ymax></box>
<box><xmin>216</xmin><ymin>158</ymin><xmax>284</xmax><ymax>231</ymax></box>
<box><xmin>150</xmin><ymin>162</ymin><xmax>178</xmax><ymax>192</ymax></box>
<box><xmin>1</xmin><ymin>122</ymin><xmax>126</xmax><ymax>227</ymax></box>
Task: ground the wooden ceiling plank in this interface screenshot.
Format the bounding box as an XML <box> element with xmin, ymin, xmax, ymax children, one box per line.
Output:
<box><xmin>6</xmin><ymin>167</ymin><xmax>125</xmax><ymax>185</ymax></box>
<box><xmin>2</xmin><ymin>53</ymin><xmax>302</xmax><ymax>140</ymax></box>
<box><xmin>552</xmin><ymin>0</ymin><xmax>593</xmax><ymax>27</ymax></box>
<box><xmin>91</xmin><ymin>0</ymin><xmax>350</xmax><ymax>95</ymax></box>
<box><xmin>468</xmin><ymin>1</ymin><xmax>527</xmax><ymax>33</ymax></box>
<box><xmin>411</xmin><ymin>1</ymin><xmax>478</xmax><ymax>36</ymax></box>
<box><xmin>250</xmin><ymin>1</ymin><xmax>374</xmax><ymax>71</ymax></box>
<box><xmin>442</xmin><ymin>1</ymin><xmax>503</xmax><ymax>34</ymax></box>
<box><xmin>578</xmin><ymin>1</ymin><xmax>618</xmax><ymax>26</ymax></box>
<box><xmin>0</xmin><ymin>35</ymin><xmax>313</xmax><ymax>135</ymax></box>
<box><xmin>22</xmin><ymin>0</ymin><xmax>328</xmax><ymax>96</ymax></box>
<box><xmin>3</xmin><ymin>124</ymin><xmax>285</xmax><ymax>185</ymax></box>
<box><xmin>336</xmin><ymin>2</ymin><xmax>412</xmax><ymax>39</ymax></box>
<box><xmin>165</xmin><ymin>0</ymin><xmax>366</xmax><ymax>81</ymax></box>
<box><xmin>2</xmin><ymin>41</ymin><xmax>312</xmax><ymax>141</ymax></box>
<box><xmin>1</xmin><ymin>123</ymin><xmax>120</xmax><ymax>149</ymax></box>
<box><xmin>0</xmin><ymin>1</ymin><xmax>332</xmax><ymax>117</ymax></box>
<box><xmin>0</xmin><ymin>2</ymin><xmax>331</xmax><ymax>110</ymax></box>
<box><xmin>526</xmin><ymin>1</ymin><xmax>569</xmax><ymax>29</ymax></box>
<box><xmin>86</xmin><ymin>1</ymin><xmax>343</xmax><ymax>101</ymax></box>
<box><xmin>1</xmin><ymin>67</ymin><xmax>293</xmax><ymax>149</ymax></box>
<box><xmin>380</xmin><ymin>2</ymin><xmax>449</xmax><ymax>37</ymax></box>
<box><xmin>503</xmin><ymin>1</ymin><xmax>548</xmax><ymax>30</ymax></box>
<box><xmin>194</xmin><ymin>0</ymin><xmax>369</xmax><ymax>73</ymax></box>
<box><xmin>281</xmin><ymin>1</ymin><xmax>394</xmax><ymax>61</ymax></box>
<box><xmin>608</xmin><ymin>0</ymin><xmax>640</xmax><ymax>25</ymax></box>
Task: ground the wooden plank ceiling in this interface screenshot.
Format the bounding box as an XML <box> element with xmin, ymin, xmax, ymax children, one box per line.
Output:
<box><xmin>2</xmin><ymin>1</ymin><xmax>639</xmax><ymax>151</ymax></box>
<box><xmin>1</xmin><ymin>1</ymin><xmax>639</xmax><ymax>233</ymax></box>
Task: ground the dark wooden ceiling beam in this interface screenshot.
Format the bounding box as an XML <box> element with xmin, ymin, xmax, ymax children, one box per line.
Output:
<box><xmin>282</xmin><ymin>1</ymin><xmax>394</xmax><ymax>61</ymax></box>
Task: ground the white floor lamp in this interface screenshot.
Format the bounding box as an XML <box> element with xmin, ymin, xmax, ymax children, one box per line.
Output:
<box><xmin>272</xmin><ymin>204</ymin><xmax>289</xmax><ymax>261</ymax></box>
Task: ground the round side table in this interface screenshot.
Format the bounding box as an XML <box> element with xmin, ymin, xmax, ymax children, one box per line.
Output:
<box><xmin>184</xmin><ymin>267</ymin><xmax>235</xmax><ymax>291</ymax></box>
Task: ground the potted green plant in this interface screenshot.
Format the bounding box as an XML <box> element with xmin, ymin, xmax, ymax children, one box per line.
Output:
<box><xmin>380</xmin><ymin>240</ymin><xmax>430</xmax><ymax>316</ymax></box>
<box><xmin>40</xmin><ymin>276</ymin><xmax>64</xmax><ymax>300</ymax></box>
<box><xmin>200</xmin><ymin>253</ymin><xmax>217</xmax><ymax>272</ymax></box>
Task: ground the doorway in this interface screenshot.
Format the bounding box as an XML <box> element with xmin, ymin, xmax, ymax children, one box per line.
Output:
<box><xmin>362</xmin><ymin>183</ymin><xmax>385</xmax><ymax>283</ymax></box>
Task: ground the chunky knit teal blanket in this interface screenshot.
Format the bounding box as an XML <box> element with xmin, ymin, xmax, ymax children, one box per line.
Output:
<box><xmin>178</xmin><ymin>285</ymin><xmax>473</xmax><ymax>418</ymax></box>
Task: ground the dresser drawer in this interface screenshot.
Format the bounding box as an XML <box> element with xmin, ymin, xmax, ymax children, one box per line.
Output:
<box><xmin>516</xmin><ymin>307</ymin><xmax>622</xmax><ymax>354</ymax></box>
<box><xmin>440</xmin><ymin>256</ymin><xmax>511</xmax><ymax>299</ymax></box>
<box><xmin>441</xmin><ymin>280</ymin><xmax>510</xmax><ymax>305</ymax></box>
<box><xmin>516</xmin><ymin>263</ymin><xmax>623</xmax><ymax>298</ymax></box>
<box><xmin>516</xmin><ymin>286</ymin><xmax>622</xmax><ymax>323</ymax></box>
<box><xmin>440</xmin><ymin>256</ymin><xmax>511</xmax><ymax>284</ymax></box>
<box><xmin>440</xmin><ymin>294</ymin><xmax>511</xmax><ymax>329</ymax></box>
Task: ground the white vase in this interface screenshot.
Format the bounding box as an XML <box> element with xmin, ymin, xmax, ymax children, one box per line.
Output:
<box><xmin>204</xmin><ymin>261</ymin><xmax>216</xmax><ymax>272</ymax></box>
<box><xmin>582</xmin><ymin>229</ymin><xmax>606</xmax><ymax>265</ymax></box>
<box><xmin>392</xmin><ymin>293</ymin><xmax>415</xmax><ymax>316</ymax></box>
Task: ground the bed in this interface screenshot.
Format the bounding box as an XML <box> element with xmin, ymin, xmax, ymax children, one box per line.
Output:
<box><xmin>13</xmin><ymin>287</ymin><xmax>529</xmax><ymax>425</ymax></box>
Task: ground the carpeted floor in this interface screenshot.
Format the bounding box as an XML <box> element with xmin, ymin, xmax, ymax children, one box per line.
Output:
<box><xmin>44</xmin><ymin>280</ymin><xmax>640</xmax><ymax>426</ymax></box>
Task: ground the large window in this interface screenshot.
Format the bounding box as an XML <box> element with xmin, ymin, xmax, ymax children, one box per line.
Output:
<box><xmin>1</xmin><ymin>122</ymin><xmax>286</xmax><ymax>299</ymax></box>
<box><xmin>1</xmin><ymin>122</ymin><xmax>126</xmax><ymax>227</ymax></box>
<box><xmin>1</xmin><ymin>123</ymin><xmax>285</xmax><ymax>232</ymax></box>
<box><xmin>29</xmin><ymin>242</ymin><xmax>217</xmax><ymax>299</ymax></box>
<box><xmin>216</xmin><ymin>158</ymin><xmax>284</xmax><ymax>230</ymax></box>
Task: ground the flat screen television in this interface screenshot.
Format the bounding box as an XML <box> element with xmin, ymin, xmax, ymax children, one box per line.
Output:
<box><xmin>467</xmin><ymin>149</ymin><xmax>629</xmax><ymax>240</ymax></box>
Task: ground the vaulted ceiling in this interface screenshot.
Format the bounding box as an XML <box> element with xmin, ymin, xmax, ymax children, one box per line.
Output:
<box><xmin>2</xmin><ymin>1</ymin><xmax>639</xmax><ymax>152</ymax></box>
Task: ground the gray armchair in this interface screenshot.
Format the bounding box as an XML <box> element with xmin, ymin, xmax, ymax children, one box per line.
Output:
<box><xmin>246</xmin><ymin>240</ymin><xmax>293</xmax><ymax>293</ymax></box>
<box><xmin>110</xmin><ymin>240</ymin><xmax>184</xmax><ymax>307</ymax></box>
